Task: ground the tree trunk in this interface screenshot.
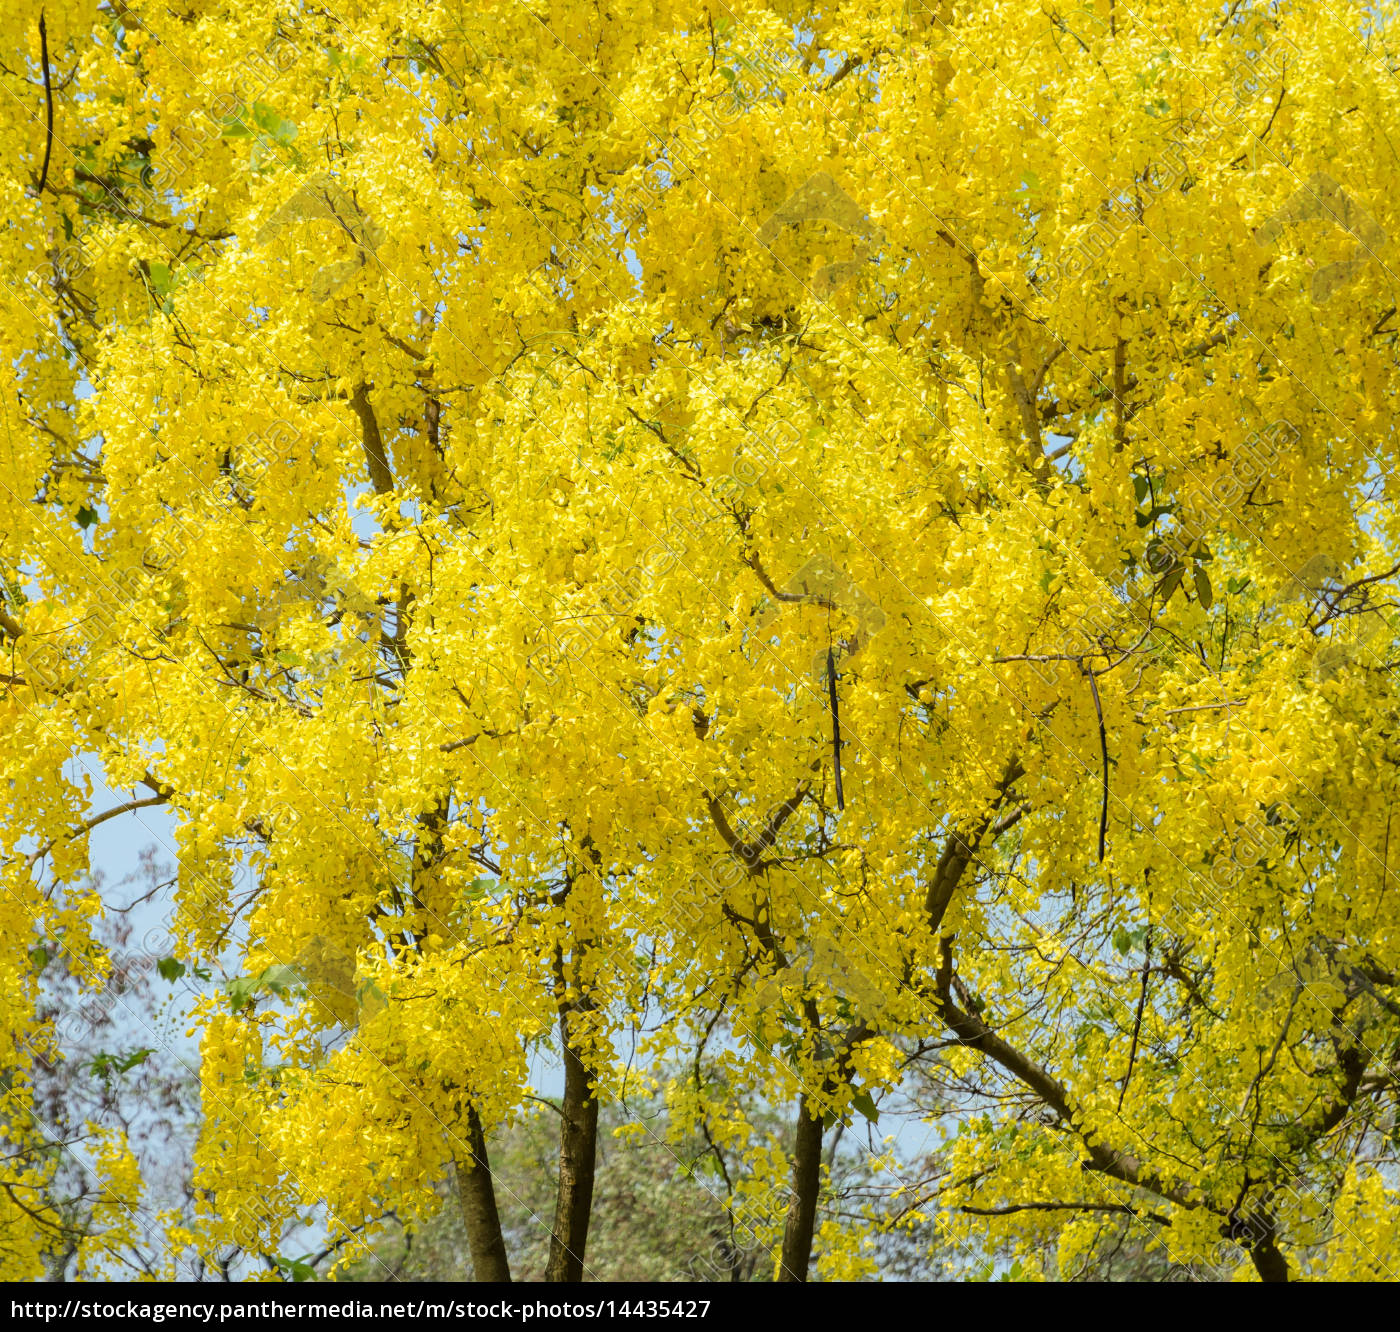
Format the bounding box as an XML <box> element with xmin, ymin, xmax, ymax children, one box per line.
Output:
<box><xmin>777</xmin><ymin>1093</ymin><xmax>824</xmax><ymax>1281</ymax></box>
<box><xmin>1249</xmin><ymin>1232</ymin><xmax>1290</xmax><ymax>1282</ymax></box>
<box><xmin>456</xmin><ymin>1105</ymin><xmax>511</xmax><ymax>1282</ymax></box>
<box><xmin>1250</xmin><ymin>1241</ymin><xmax>1290</xmax><ymax>1282</ymax></box>
<box><xmin>544</xmin><ymin>1017</ymin><xmax>599</xmax><ymax>1281</ymax></box>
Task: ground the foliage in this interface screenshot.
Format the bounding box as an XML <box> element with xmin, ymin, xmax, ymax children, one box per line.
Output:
<box><xmin>4</xmin><ymin>0</ymin><xmax>1400</xmax><ymax>1282</ymax></box>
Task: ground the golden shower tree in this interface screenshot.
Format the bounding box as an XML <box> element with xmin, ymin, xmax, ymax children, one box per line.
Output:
<box><xmin>3</xmin><ymin>0</ymin><xmax>1400</xmax><ymax>1282</ymax></box>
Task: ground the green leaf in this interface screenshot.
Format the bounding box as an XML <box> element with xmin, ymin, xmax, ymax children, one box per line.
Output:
<box><xmin>1136</xmin><ymin>503</ymin><xmax>1175</xmax><ymax>528</ymax></box>
<box><xmin>157</xmin><ymin>957</ymin><xmax>186</xmax><ymax>982</ymax></box>
<box><xmin>75</xmin><ymin>504</ymin><xmax>100</xmax><ymax>528</ymax></box>
<box><xmin>148</xmin><ymin>262</ymin><xmax>171</xmax><ymax>295</ymax></box>
<box><xmin>327</xmin><ymin>49</ymin><xmax>367</xmax><ymax>75</ymax></box>
<box><xmin>1132</xmin><ymin>475</ymin><xmax>1151</xmax><ymax>504</ymax></box>
<box><xmin>356</xmin><ymin>977</ymin><xmax>388</xmax><ymax>1013</ymax></box>
<box><xmin>224</xmin><ymin>964</ymin><xmax>308</xmax><ymax>1011</ymax></box>
<box><xmin>27</xmin><ymin>945</ymin><xmax>49</xmax><ymax>974</ymax></box>
<box><xmin>116</xmin><ymin>1047</ymin><xmax>154</xmax><ymax>1073</ymax></box>
<box><xmin>220</xmin><ymin>108</ymin><xmax>256</xmax><ymax>138</ymax></box>
<box><xmin>275</xmin><ymin>650</ymin><xmax>303</xmax><ymax>667</ymax></box>
<box><xmin>462</xmin><ymin>876</ymin><xmax>496</xmax><ymax>900</ymax></box>
<box><xmin>251</xmin><ymin>102</ymin><xmax>298</xmax><ymax>145</ymax></box>
<box><xmin>272</xmin><ymin>120</ymin><xmax>300</xmax><ymax>147</ymax></box>
<box><xmin>1112</xmin><ymin>926</ymin><xmax>1133</xmax><ymax>955</ymax></box>
<box><xmin>225</xmin><ymin>975</ymin><xmax>261</xmax><ymax>1011</ymax></box>
<box><xmin>1193</xmin><ymin>564</ymin><xmax>1213</xmax><ymax>610</ymax></box>
<box><xmin>276</xmin><ymin>1254</ymin><xmax>316</xmax><ymax>1282</ymax></box>
<box><xmin>1155</xmin><ymin>566</ymin><xmax>1185</xmax><ymax>604</ymax></box>
<box><xmin>852</xmin><ymin>1089</ymin><xmax>880</xmax><ymax>1124</ymax></box>
<box><xmin>90</xmin><ymin>1047</ymin><xmax>154</xmax><ymax>1079</ymax></box>
<box><xmin>259</xmin><ymin>963</ymin><xmax>302</xmax><ymax>995</ymax></box>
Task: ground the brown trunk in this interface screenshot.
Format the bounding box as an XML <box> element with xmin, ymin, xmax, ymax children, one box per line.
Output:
<box><xmin>1250</xmin><ymin>1239</ymin><xmax>1290</xmax><ymax>1282</ymax></box>
<box><xmin>777</xmin><ymin>1093</ymin><xmax>824</xmax><ymax>1281</ymax></box>
<box><xmin>544</xmin><ymin>1020</ymin><xmax>599</xmax><ymax>1281</ymax></box>
<box><xmin>455</xmin><ymin>1105</ymin><xmax>511</xmax><ymax>1282</ymax></box>
<box><xmin>1244</xmin><ymin>1218</ymin><xmax>1290</xmax><ymax>1283</ymax></box>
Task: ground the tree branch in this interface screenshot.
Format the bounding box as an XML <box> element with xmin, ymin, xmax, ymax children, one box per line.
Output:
<box><xmin>923</xmin><ymin>758</ymin><xmax>1024</xmax><ymax>934</ymax></box>
<box><xmin>32</xmin><ymin>13</ymin><xmax>54</xmax><ymax>197</ymax></box>
<box><xmin>350</xmin><ymin>382</ymin><xmax>395</xmax><ymax>496</ymax></box>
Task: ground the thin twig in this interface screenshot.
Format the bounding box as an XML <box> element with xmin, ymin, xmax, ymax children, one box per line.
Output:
<box><xmin>27</xmin><ymin>794</ymin><xmax>171</xmax><ymax>867</ymax></box>
<box><xmin>1162</xmin><ymin>700</ymin><xmax>1244</xmax><ymax>715</ymax></box>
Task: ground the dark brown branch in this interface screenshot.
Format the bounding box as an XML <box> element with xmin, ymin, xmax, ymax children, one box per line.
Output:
<box><xmin>79</xmin><ymin>795</ymin><xmax>169</xmax><ymax>834</ymax></box>
<box><xmin>545</xmin><ymin>989</ymin><xmax>599</xmax><ymax>1281</ymax></box>
<box><xmin>33</xmin><ymin>14</ymin><xmax>53</xmax><ymax>197</ymax></box>
<box><xmin>456</xmin><ymin>1106</ymin><xmax>512</xmax><ymax>1281</ymax></box>
<box><xmin>820</xmin><ymin>53</ymin><xmax>869</xmax><ymax>91</ymax></box>
<box><xmin>778</xmin><ymin>1017</ymin><xmax>874</xmax><ymax>1282</ymax></box>
<box><xmin>744</xmin><ymin>550</ymin><xmax>838</xmax><ymax>613</ymax></box>
<box><xmin>777</xmin><ymin>1092</ymin><xmax>824</xmax><ymax>1282</ymax></box>
<box><xmin>1118</xmin><ymin>927</ymin><xmax>1152</xmax><ymax>1112</ymax></box>
<box><xmin>1185</xmin><ymin>331</ymin><xmax>1229</xmax><ymax>358</ymax></box>
<box><xmin>1231</xmin><ymin>74</ymin><xmax>1286</xmax><ymax>166</ymax></box>
<box><xmin>923</xmin><ymin>758</ymin><xmax>1024</xmax><ymax>934</ymax></box>
<box><xmin>756</xmin><ymin>785</ymin><xmax>810</xmax><ymax>853</ymax></box>
<box><xmin>705</xmin><ymin>783</ymin><xmax>810</xmax><ymax>870</ymax></box>
<box><xmin>826</xmin><ymin>647</ymin><xmax>844</xmax><ymax>811</ymax></box>
<box><xmin>1084</xmin><ymin>664</ymin><xmax>1110</xmax><ymax>861</ymax></box>
<box><xmin>705</xmin><ymin>792</ymin><xmax>753</xmax><ymax>865</ymax></box>
<box><xmin>545</xmin><ymin>844</ymin><xmax>604</xmax><ymax>1283</ymax></box>
<box><xmin>1309</xmin><ymin>1041</ymin><xmax>1369</xmax><ymax>1139</ymax></box>
<box><xmin>139</xmin><ymin>769</ymin><xmax>175</xmax><ymax>799</ymax></box>
<box><xmin>934</xmin><ymin>939</ymin><xmax>1200</xmax><ymax>1213</ymax></box>
<box><xmin>439</xmin><ymin>728</ymin><xmax>515</xmax><ymax>754</ymax></box>
<box><xmin>960</xmin><ymin>1200</ymin><xmax>1169</xmax><ymax>1225</ymax></box>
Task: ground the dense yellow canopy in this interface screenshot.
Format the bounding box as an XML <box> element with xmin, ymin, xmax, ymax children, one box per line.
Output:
<box><xmin>3</xmin><ymin>0</ymin><xmax>1400</xmax><ymax>1281</ymax></box>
